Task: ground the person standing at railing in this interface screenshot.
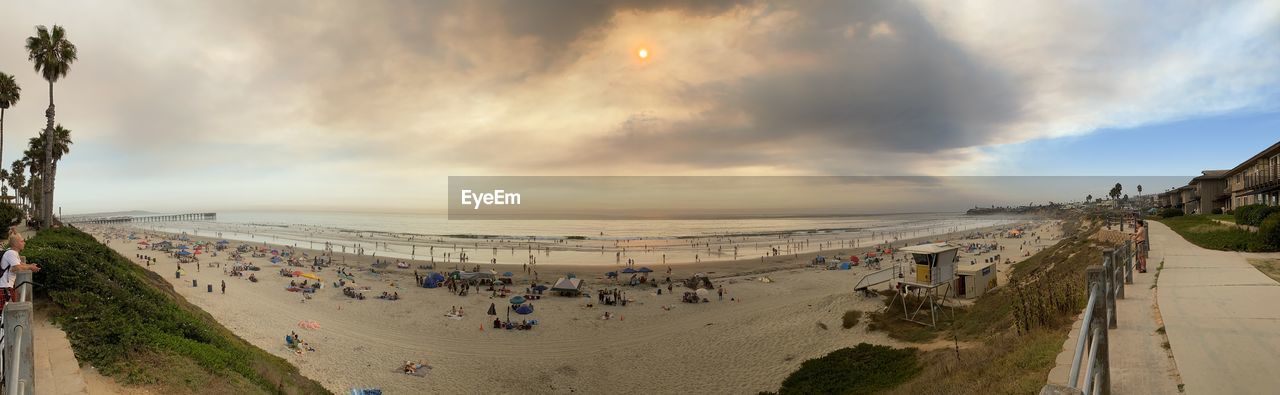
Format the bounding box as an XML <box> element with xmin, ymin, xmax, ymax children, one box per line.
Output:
<box><xmin>0</xmin><ymin>230</ymin><xmax>42</xmax><ymax>311</ymax></box>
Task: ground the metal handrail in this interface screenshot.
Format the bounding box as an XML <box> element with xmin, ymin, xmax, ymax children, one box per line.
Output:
<box><xmin>1067</xmin><ymin>282</ymin><xmax>1100</xmax><ymax>384</ymax></box>
<box><xmin>3</xmin><ymin>271</ymin><xmax>35</xmax><ymax>394</ymax></box>
<box><xmin>1046</xmin><ymin>238</ymin><xmax>1140</xmax><ymax>395</ymax></box>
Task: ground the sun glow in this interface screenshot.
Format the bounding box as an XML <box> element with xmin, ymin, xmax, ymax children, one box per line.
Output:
<box><xmin>638</xmin><ymin>48</ymin><xmax>648</xmax><ymax>59</ymax></box>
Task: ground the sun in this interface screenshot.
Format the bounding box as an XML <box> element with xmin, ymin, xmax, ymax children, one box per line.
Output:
<box><xmin>638</xmin><ymin>48</ymin><xmax>649</xmax><ymax>59</ymax></box>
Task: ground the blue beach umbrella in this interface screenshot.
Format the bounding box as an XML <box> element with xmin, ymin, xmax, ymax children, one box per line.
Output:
<box><xmin>638</xmin><ymin>267</ymin><xmax>653</xmax><ymax>273</ymax></box>
<box><xmin>514</xmin><ymin>304</ymin><xmax>534</xmax><ymax>315</ymax></box>
<box><xmin>510</xmin><ymin>296</ymin><xmax>526</xmax><ymax>305</ymax></box>
<box><xmin>177</xmin><ymin>245</ymin><xmax>189</xmax><ymax>250</ymax></box>
<box><xmin>621</xmin><ymin>268</ymin><xmax>637</xmax><ymax>274</ymax></box>
<box><xmin>177</xmin><ymin>250</ymin><xmax>192</xmax><ymax>256</ymax></box>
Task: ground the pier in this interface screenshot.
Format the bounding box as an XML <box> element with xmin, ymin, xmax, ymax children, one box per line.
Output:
<box><xmin>65</xmin><ymin>212</ymin><xmax>216</xmax><ymax>225</ymax></box>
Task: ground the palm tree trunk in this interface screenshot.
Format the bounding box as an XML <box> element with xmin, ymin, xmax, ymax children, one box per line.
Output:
<box><xmin>0</xmin><ymin>107</ymin><xmax>5</xmax><ymax>199</ymax></box>
<box><xmin>43</xmin><ymin>80</ymin><xmax>54</xmax><ymax>228</ymax></box>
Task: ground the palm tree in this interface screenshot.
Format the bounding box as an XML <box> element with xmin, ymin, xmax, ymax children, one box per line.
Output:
<box><xmin>1086</xmin><ymin>194</ymin><xmax>1093</xmax><ymax>203</ymax></box>
<box><xmin>0</xmin><ymin>72</ymin><xmax>19</xmax><ymax>198</ymax></box>
<box><xmin>25</xmin><ymin>24</ymin><xmax>77</xmax><ymax>228</ymax></box>
<box><xmin>27</xmin><ymin>125</ymin><xmax>71</xmax><ymax>200</ymax></box>
<box><xmin>8</xmin><ymin>160</ymin><xmax>24</xmax><ymax>207</ymax></box>
<box><xmin>1137</xmin><ymin>185</ymin><xmax>1143</xmax><ymax>196</ymax></box>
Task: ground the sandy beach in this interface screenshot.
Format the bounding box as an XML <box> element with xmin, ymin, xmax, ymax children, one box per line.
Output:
<box><xmin>83</xmin><ymin>219</ymin><xmax>1061</xmax><ymax>394</ymax></box>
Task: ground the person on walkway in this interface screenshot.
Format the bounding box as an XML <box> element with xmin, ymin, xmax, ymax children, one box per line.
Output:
<box><xmin>0</xmin><ymin>231</ymin><xmax>41</xmax><ymax>310</ymax></box>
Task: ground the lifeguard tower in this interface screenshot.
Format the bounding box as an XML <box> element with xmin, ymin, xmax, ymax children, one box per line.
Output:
<box><xmin>893</xmin><ymin>243</ymin><xmax>958</xmax><ymax>327</ymax></box>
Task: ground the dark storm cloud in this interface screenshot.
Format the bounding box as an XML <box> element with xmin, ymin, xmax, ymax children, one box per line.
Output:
<box><xmin>563</xmin><ymin>0</ymin><xmax>1022</xmax><ymax>169</ymax></box>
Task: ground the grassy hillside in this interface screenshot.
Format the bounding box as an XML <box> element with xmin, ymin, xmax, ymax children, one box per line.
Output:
<box><xmin>24</xmin><ymin>226</ymin><xmax>330</xmax><ymax>394</ymax></box>
<box><xmin>773</xmin><ymin>218</ymin><xmax>1108</xmax><ymax>394</ymax></box>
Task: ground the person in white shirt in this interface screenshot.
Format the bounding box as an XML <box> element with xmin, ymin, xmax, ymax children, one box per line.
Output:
<box><xmin>1</xmin><ymin>231</ymin><xmax>41</xmax><ymax>310</ymax></box>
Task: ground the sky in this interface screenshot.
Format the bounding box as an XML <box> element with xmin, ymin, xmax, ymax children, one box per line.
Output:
<box><xmin>0</xmin><ymin>0</ymin><xmax>1277</xmax><ymax>215</ymax></box>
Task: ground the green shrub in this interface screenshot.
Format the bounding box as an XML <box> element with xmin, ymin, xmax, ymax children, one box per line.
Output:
<box><xmin>26</xmin><ymin>227</ymin><xmax>330</xmax><ymax>394</ymax></box>
<box><xmin>1159</xmin><ymin>208</ymin><xmax>1184</xmax><ymax>218</ymax></box>
<box><xmin>777</xmin><ymin>343</ymin><xmax>920</xmax><ymax>394</ymax></box>
<box><xmin>1235</xmin><ymin>204</ymin><xmax>1280</xmax><ymax>227</ymax></box>
<box><xmin>841</xmin><ymin>310</ymin><xmax>862</xmax><ymax>329</ymax></box>
<box><xmin>1235</xmin><ymin>204</ymin><xmax>1261</xmax><ymax>225</ymax></box>
<box><xmin>1261</xmin><ymin>213</ymin><xmax>1280</xmax><ymax>250</ymax></box>
<box><xmin>1212</xmin><ymin>208</ymin><xmax>1223</xmax><ymax>215</ymax></box>
<box><xmin>0</xmin><ymin>204</ymin><xmax>22</xmax><ymax>236</ymax></box>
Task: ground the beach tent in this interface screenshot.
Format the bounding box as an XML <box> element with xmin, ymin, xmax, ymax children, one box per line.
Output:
<box><xmin>422</xmin><ymin>277</ymin><xmax>440</xmax><ymax>288</ymax></box>
<box><xmin>550</xmin><ymin>278</ymin><xmax>583</xmax><ymax>295</ymax></box>
<box><xmin>532</xmin><ymin>284</ymin><xmax>548</xmax><ymax>292</ymax></box>
<box><xmin>606</xmin><ymin>271</ymin><xmax>617</xmax><ymax>278</ymax></box>
<box><xmin>429</xmin><ymin>273</ymin><xmax>446</xmax><ymax>282</ymax></box>
<box><xmin>838</xmin><ymin>262</ymin><xmax>852</xmax><ymax>270</ymax></box>
<box><xmin>637</xmin><ymin>267</ymin><xmax>653</xmax><ymax>273</ymax></box>
<box><xmin>514</xmin><ymin>304</ymin><xmax>534</xmax><ymax>315</ymax></box>
<box><xmin>271</xmin><ymin>256</ymin><xmax>283</xmax><ymax>263</ymax></box>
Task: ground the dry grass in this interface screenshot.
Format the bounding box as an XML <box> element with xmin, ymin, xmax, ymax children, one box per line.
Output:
<box><xmin>1246</xmin><ymin>258</ymin><xmax>1280</xmax><ymax>283</ymax></box>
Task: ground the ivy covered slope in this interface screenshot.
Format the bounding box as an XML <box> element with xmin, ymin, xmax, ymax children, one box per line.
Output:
<box><xmin>25</xmin><ymin>226</ymin><xmax>330</xmax><ymax>395</ymax></box>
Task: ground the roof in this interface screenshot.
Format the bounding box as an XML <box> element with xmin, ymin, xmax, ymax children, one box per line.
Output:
<box><xmin>550</xmin><ymin>277</ymin><xmax>582</xmax><ymax>291</ymax></box>
<box><xmin>1192</xmin><ymin>170</ymin><xmax>1230</xmax><ymax>181</ymax></box>
<box><xmin>900</xmin><ymin>243</ymin><xmax>957</xmax><ymax>255</ymax></box>
<box><xmin>1226</xmin><ymin>141</ymin><xmax>1280</xmax><ymax>175</ymax></box>
<box><xmin>956</xmin><ymin>261</ymin><xmax>997</xmax><ymax>274</ymax></box>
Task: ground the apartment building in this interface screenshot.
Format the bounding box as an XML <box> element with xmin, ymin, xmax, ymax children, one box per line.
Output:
<box><xmin>1225</xmin><ymin>141</ymin><xmax>1280</xmax><ymax>210</ymax></box>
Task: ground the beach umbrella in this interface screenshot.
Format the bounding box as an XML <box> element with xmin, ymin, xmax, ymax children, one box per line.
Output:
<box><xmin>533</xmin><ymin>284</ymin><xmax>548</xmax><ymax>292</ymax></box>
<box><xmin>621</xmin><ymin>268</ymin><xmax>637</xmax><ymax>274</ymax></box>
<box><xmin>271</xmin><ymin>256</ymin><xmax>283</xmax><ymax>263</ymax></box>
<box><xmin>487</xmin><ymin>303</ymin><xmax>497</xmax><ymax>316</ymax></box>
<box><xmin>177</xmin><ymin>245</ymin><xmax>189</xmax><ymax>250</ymax></box>
<box><xmin>502</xmin><ymin>272</ymin><xmax>514</xmax><ymax>277</ymax></box>
<box><xmin>176</xmin><ymin>250</ymin><xmax>192</xmax><ymax>256</ymax></box>
<box><xmin>638</xmin><ymin>267</ymin><xmax>653</xmax><ymax>273</ymax></box>
<box><xmin>606</xmin><ymin>271</ymin><xmax>617</xmax><ymax>278</ymax></box>
<box><xmin>515</xmin><ymin>304</ymin><xmax>534</xmax><ymax>315</ymax></box>
<box><xmin>509</xmin><ymin>296</ymin><xmax>526</xmax><ymax>305</ymax></box>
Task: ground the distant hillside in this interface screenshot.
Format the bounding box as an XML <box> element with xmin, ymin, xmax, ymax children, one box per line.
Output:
<box><xmin>25</xmin><ymin>227</ymin><xmax>330</xmax><ymax>394</ymax></box>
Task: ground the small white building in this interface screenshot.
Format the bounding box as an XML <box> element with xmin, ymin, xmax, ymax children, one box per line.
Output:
<box><xmin>955</xmin><ymin>261</ymin><xmax>997</xmax><ymax>299</ymax></box>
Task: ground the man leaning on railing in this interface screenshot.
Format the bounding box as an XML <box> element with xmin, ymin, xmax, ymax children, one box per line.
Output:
<box><xmin>0</xmin><ymin>230</ymin><xmax>41</xmax><ymax>309</ymax></box>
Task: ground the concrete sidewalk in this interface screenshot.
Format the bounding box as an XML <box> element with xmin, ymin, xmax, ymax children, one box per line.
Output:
<box><xmin>1046</xmin><ymin>238</ymin><xmax>1180</xmax><ymax>394</ymax></box>
<box><xmin>1150</xmin><ymin>221</ymin><xmax>1280</xmax><ymax>394</ymax></box>
<box><xmin>32</xmin><ymin>308</ymin><xmax>89</xmax><ymax>395</ymax></box>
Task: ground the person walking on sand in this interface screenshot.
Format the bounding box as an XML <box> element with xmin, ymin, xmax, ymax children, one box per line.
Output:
<box><xmin>221</xmin><ymin>280</ymin><xmax>226</xmax><ymax>294</ymax></box>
